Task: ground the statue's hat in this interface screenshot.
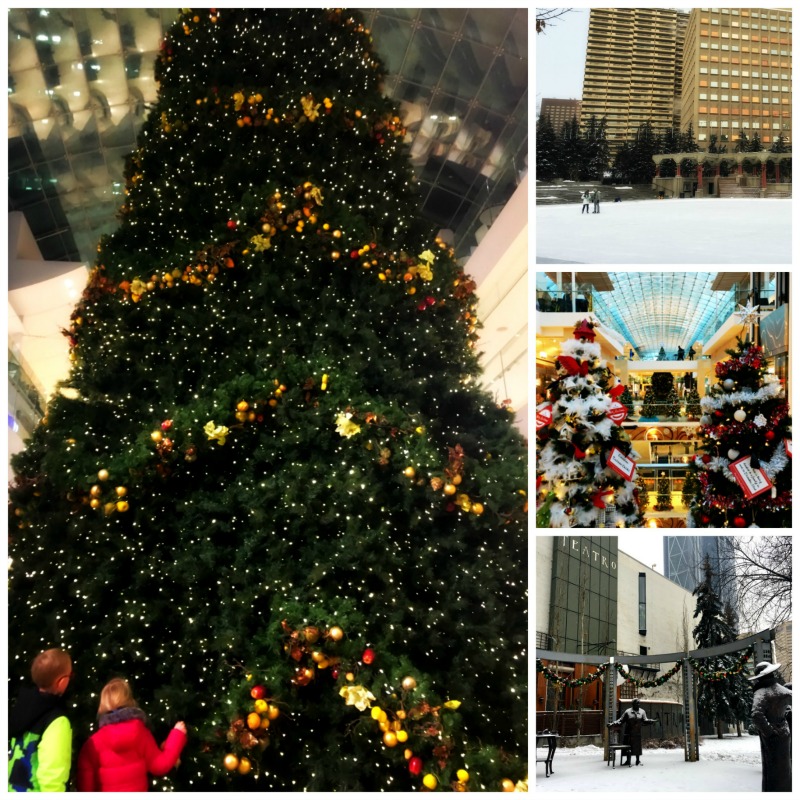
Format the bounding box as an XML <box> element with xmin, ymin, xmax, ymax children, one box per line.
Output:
<box><xmin>747</xmin><ymin>661</ymin><xmax>781</xmax><ymax>681</ymax></box>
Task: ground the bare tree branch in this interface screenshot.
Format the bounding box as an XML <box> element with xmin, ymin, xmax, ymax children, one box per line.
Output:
<box><xmin>716</xmin><ymin>536</ymin><xmax>791</xmax><ymax>630</ymax></box>
<box><xmin>537</xmin><ymin>8</ymin><xmax>573</xmax><ymax>34</ymax></box>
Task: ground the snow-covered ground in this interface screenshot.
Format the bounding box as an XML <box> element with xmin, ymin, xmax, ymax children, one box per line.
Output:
<box><xmin>536</xmin><ymin>734</ymin><xmax>763</xmax><ymax>793</ymax></box>
<box><xmin>536</xmin><ymin>198</ymin><xmax>791</xmax><ymax>264</ymax></box>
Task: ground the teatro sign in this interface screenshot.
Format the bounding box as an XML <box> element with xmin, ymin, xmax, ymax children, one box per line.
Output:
<box><xmin>558</xmin><ymin>536</ymin><xmax>618</xmax><ymax>573</ymax></box>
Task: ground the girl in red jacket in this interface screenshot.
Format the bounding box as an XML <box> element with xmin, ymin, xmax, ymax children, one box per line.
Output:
<box><xmin>76</xmin><ymin>678</ymin><xmax>187</xmax><ymax>792</ymax></box>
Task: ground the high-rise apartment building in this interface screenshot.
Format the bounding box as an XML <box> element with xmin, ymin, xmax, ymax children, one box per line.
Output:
<box><xmin>581</xmin><ymin>8</ymin><xmax>689</xmax><ymax>159</ymax></box>
<box><xmin>663</xmin><ymin>536</ymin><xmax>738</xmax><ymax>619</ymax></box>
<box><xmin>681</xmin><ymin>8</ymin><xmax>792</xmax><ymax>148</ymax></box>
<box><xmin>539</xmin><ymin>98</ymin><xmax>582</xmax><ymax>133</ymax></box>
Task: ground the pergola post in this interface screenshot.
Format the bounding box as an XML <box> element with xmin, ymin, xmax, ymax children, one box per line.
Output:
<box><xmin>604</xmin><ymin>657</ymin><xmax>616</xmax><ymax>763</ymax></box>
<box><xmin>682</xmin><ymin>659</ymin><xmax>699</xmax><ymax>762</ymax></box>
<box><xmin>696</xmin><ymin>163</ymin><xmax>703</xmax><ymax>194</ymax></box>
<box><xmin>775</xmin><ymin>162</ymin><xmax>781</xmax><ymax>182</ymax></box>
<box><xmin>761</xmin><ymin>160</ymin><xmax>768</xmax><ymax>189</ymax></box>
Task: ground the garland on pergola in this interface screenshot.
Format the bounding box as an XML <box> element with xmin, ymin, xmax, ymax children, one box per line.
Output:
<box><xmin>537</xmin><ymin>645</ymin><xmax>755</xmax><ymax>689</ymax></box>
<box><xmin>689</xmin><ymin>645</ymin><xmax>754</xmax><ymax>683</ymax></box>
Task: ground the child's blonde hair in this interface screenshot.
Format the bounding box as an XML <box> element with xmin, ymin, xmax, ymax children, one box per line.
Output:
<box><xmin>31</xmin><ymin>649</ymin><xmax>72</xmax><ymax>691</ymax></box>
<box><xmin>98</xmin><ymin>678</ymin><xmax>139</xmax><ymax>715</ymax></box>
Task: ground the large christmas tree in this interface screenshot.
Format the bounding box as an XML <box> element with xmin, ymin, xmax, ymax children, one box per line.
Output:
<box><xmin>689</xmin><ymin>338</ymin><xmax>791</xmax><ymax>527</ymax></box>
<box><xmin>536</xmin><ymin>319</ymin><xmax>643</xmax><ymax>528</ymax></box>
<box><xmin>8</xmin><ymin>10</ymin><xmax>527</xmax><ymax>792</ymax></box>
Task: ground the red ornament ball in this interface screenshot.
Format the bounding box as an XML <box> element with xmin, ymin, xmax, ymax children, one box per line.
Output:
<box><xmin>250</xmin><ymin>685</ymin><xmax>266</xmax><ymax>699</ymax></box>
<box><xmin>733</xmin><ymin>516</ymin><xmax>747</xmax><ymax>528</ymax></box>
<box><xmin>362</xmin><ymin>648</ymin><xmax>376</xmax><ymax>665</ymax></box>
<box><xmin>701</xmin><ymin>515</ymin><xmax>711</xmax><ymax>525</ymax></box>
<box><xmin>425</xmin><ymin>296</ymin><xmax>436</xmax><ymax>306</ymax></box>
<box><xmin>765</xmin><ymin>430</ymin><xmax>775</xmax><ymax>441</ymax></box>
<box><xmin>227</xmin><ymin>219</ymin><xmax>237</xmax><ymax>229</ymax></box>
<box><xmin>701</xmin><ymin>455</ymin><xmax>711</xmax><ymax>464</ymax></box>
<box><xmin>714</xmin><ymin>410</ymin><xmax>724</xmax><ymax>418</ymax></box>
<box><xmin>408</xmin><ymin>757</ymin><xmax>423</xmax><ymax>776</ymax></box>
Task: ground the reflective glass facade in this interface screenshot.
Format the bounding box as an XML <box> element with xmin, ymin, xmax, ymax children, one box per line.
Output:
<box><xmin>549</xmin><ymin>535</ymin><xmax>618</xmax><ymax>655</ymax></box>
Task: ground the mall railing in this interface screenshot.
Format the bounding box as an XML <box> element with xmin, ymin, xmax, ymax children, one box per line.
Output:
<box><xmin>536</xmin><ymin>289</ymin><xmax>593</xmax><ymax>313</ymax></box>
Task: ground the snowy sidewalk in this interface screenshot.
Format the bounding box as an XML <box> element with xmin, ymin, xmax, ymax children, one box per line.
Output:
<box><xmin>536</xmin><ymin>735</ymin><xmax>762</xmax><ymax>793</ymax></box>
<box><xmin>536</xmin><ymin>198</ymin><xmax>791</xmax><ymax>264</ymax></box>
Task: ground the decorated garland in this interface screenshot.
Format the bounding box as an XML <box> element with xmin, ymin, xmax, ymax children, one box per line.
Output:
<box><xmin>538</xmin><ymin>646</ymin><xmax>755</xmax><ymax>689</ymax></box>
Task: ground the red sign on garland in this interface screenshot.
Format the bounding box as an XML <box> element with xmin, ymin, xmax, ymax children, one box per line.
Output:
<box><xmin>536</xmin><ymin>404</ymin><xmax>553</xmax><ymax>430</ymax></box>
<box><xmin>607</xmin><ymin>401</ymin><xmax>628</xmax><ymax>425</ymax></box>
<box><xmin>607</xmin><ymin>447</ymin><xmax>636</xmax><ymax>481</ymax></box>
<box><xmin>728</xmin><ymin>455</ymin><xmax>773</xmax><ymax>500</ymax></box>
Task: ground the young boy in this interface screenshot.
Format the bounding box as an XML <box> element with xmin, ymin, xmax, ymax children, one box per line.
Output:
<box><xmin>8</xmin><ymin>649</ymin><xmax>73</xmax><ymax>792</ymax></box>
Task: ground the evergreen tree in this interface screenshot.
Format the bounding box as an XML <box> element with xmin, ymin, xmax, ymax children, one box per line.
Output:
<box><xmin>631</xmin><ymin>121</ymin><xmax>658</xmax><ymax>183</ymax></box>
<box><xmin>681</xmin><ymin>469</ymin><xmax>699</xmax><ymax>509</ymax></box>
<box><xmin>735</xmin><ymin>129</ymin><xmax>749</xmax><ymax>153</ymax></box>
<box><xmin>640</xmin><ymin>387</ymin><xmax>658</xmax><ymax>419</ymax></box>
<box><xmin>722</xmin><ymin>601</ymin><xmax>753</xmax><ymax>736</ymax></box>
<box><xmin>653</xmin><ymin>472</ymin><xmax>673</xmax><ymax>511</ymax></box>
<box><xmin>536</xmin><ymin>114</ymin><xmax>561</xmax><ymax>181</ymax></box>
<box><xmin>685</xmin><ymin>386</ymin><xmax>701</xmax><ymax>419</ymax></box>
<box><xmin>692</xmin><ymin>557</ymin><xmax>753</xmax><ymax>738</ymax></box>
<box><xmin>619</xmin><ymin>385</ymin><xmax>635</xmax><ymax>414</ymax></box>
<box><xmin>681</xmin><ymin>122</ymin><xmax>697</xmax><ymax>153</ymax></box>
<box><xmin>635</xmin><ymin>473</ymin><xmax>650</xmax><ymax>517</ymax></box>
<box><xmin>561</xmin><ymin>115</ymin><xmax>584</xmax><ymax>181</ymax></box>
<box><xmin>690</xmin><ymin>338</ymin><xmax>791</xmax><ymax>528</ymax></box>
<box><xmin>664</xmin><ymin>386</ymin><xmax>681</xmax><ymax>419</ymax></box>
<box><xmin>583</xmin><ymin>114</ymin><xmax>610</xmax><ymax>180</ymax></box>
<box><xmin>748</xmin><ymin>132</ymin><xmax>764</xmax><ymax>152</ymax></box>
<box><xmin>708</xmin><ymin>133</ymin><xmax>719</xmax><ymax>154</ymax></box>
<box><xmin>612</xmin><ymin>141</ymin><xmax>634</xmax><ymax>182</ymax></box>
<box><xmin>769</xmin><ymin>131</ymin><xmax>788</xmax><ymax>154</ymax></box>
<box><xmin>536</xmin><ymin>319</ymin><xmax>643</xmax><ymax>528</ymax></box>
<box><xmin>661</xmin><ymin>126</ymin><xmax>680</xmax><ymax>154</ymax></box>
<box><xmin>7</xmin><ymin>10</ymin><xmax>528</xmax><ymax>792</ymax></box>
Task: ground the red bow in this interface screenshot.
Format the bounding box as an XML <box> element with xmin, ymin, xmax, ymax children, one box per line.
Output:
<box><xmin>557</xmin><ymin>356</ymin><xmax>589</xmax><ymax>377</ymax></box>
<box><xmin>591</xmin><ymin>488</ymin><xmax>614</xmax><ymax>509</ymax></box>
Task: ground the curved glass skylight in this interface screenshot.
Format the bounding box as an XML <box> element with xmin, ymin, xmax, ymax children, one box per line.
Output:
<box><xmin>590</xmin><ymin>272</ymin><xmax>739</xmax><ymax>359</ymax></box>
<box><xmin>537</xmin><ymin>271</ymin><xmax>761</xmax><ymax>359</ymax></box>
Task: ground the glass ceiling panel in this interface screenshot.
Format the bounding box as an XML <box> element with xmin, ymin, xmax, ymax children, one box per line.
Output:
<box><xmin>538</xmin><ymin>272</ymin><xmax>743</xmax><ymax>359</ymax></box>
<box><xmin>588</xmin><ymin>272</ymin><xmax>737</xmax><ymax>359</ymax></box>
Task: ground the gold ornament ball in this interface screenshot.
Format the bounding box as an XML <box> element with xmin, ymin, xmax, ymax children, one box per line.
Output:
<box><xmin>423</xmin><ymin>774</ymin><xmax>438</xmax><ymax>790</ymax></box>
<box><xmin>303</xmin><ymin>626</ymin><xmax>320</xmax><ymax>643</ymax></box>
<box><xmin>383</xmin><ymin>731</ymin><xmax>398</xmax><ymax>748</ymax></box>
<box><xmin>443</xmin><ymin>483</ymin><xmax>457</xmax><ymax>496</ymax></box>
<box><xmin>103</xmin><ymin>502</ymin><xmax>116</xmax><ymax>516</ymax></box>
<box><xmin>90</xmin><ymin>498</ymin><xmax>101</xmax><ymax>509</ymax></box>
<box><xmin>90</xmin><ymin>485</ymin><xmax>102</xmax><ymax>498</ymax></box>
<box><xmin>223</xmin><ymin>754</ymin><xmax>239</xmax><ymax>771</ymax></box>
<box><xmin>237</xmin><ymin>757</ymin><xmax>252</xmax><ymax>775</ymax></box>
<box><xmin>501</xmin><ymin>778</ymin><xmax>515</xmax><ymax>792</ymax></box>
<box><xmin>267</xmin><ymin>704</ymin><xmax>280</xmax><ymax>720</ymax></box>
<box><xmin>472</xmin><ymin>502</ymin><xmax>484</xmax><ymax>515</ymax></box>
<box><xmin>457</xmin><ymin>769</ymin><xmax>469</xmax><ymax>783</ymax></box>
<box><xmin>260</xmin><ymin>717</ymin><xmax>270</xmax><ymax>730</ymax></box>
<box><xmin>345</xmin><ymin>672</ymin><xmax>355</xmax><ymax>682</ymax></box>
<box><xmin>396</xmin><ymin>729</ymin><xmax>408</xmax><ymax>743</ymax></box>
<box><xmin>151</xmin><ymin>430</ymin><xmax>163</xmax><ymax>443</ymax></box>
<box><xmin>452</xmin><ymin>474</ymin><xmax>462</xmax><ymax>486</ymax></box>
<box><xmin>115</xmin><ymin>486</ymin><xmax>127</xmax><ymax>497</ymax></box>
<box><xmin>328</xmin><ymin>625</ymin><xmax>344</xmax><ymax>641</ymax></box>
<box><xmin>98</xmin><ymin>469</ymin><xmax>109</xmax><ymax>481</ymax></box>
<box><xmin>247</xmin><ymin>712</ymin><xmax>261</xmax><ymax>730</ymax></box>
<box><xmin>237</xmin><ymin>400</ymin><xmax>249</xmax><ymax>411</ymax></box>
<box><xmin>254</xmin><ymin>699</ymin><xmax>268</xmax><ymax>714</ymax></box>
<box><xmin>402</xmin><ymin>676</ymin><xmax>417</xmax><ymax>690</ymax></box>
<box><xmin>116</xmin><ymin>500</ymin><xmax>129</xmax><ymax>513</ymax></box>
<box><xmin>403</xmin><ymin>466</ymin><xmax>416</xmax><ymax>479</ymax></box>
<box><xmin>235</xmin><ymin>411</ymin><xmax>248</xmax><ymax>422</ymax></box>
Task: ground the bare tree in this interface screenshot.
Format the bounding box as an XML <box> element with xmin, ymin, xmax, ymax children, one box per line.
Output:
<box><xmin>718</xmin><ymin>536</ymin><xmax>791</xmax><ymax>631</ymax></box>
<box><xmin>536</xmin><ymin>8</ymin><xmax>573</xmax><ymax>33</ymax></box>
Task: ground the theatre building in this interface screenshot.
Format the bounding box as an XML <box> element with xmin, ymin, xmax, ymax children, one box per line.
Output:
<box><xmin>536</xmin><ymin>536</ymin><xmax>698</xmax><ymax>739</ymax></box>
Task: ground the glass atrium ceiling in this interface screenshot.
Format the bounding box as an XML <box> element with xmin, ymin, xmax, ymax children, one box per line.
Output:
<box><xmin>8</xmin><ymin>8</ymin><xmax>528</xmax><ymax>263</ymax></box>
<box><xmin>540</xmin><ymin>272</ymin><xmax>744</xmax><ymax>359</ymax></box>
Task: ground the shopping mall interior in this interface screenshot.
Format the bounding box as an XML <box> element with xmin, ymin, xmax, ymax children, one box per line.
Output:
<box><xmin>536</xmin><ymin>272</ymin><xmax>791</xmax><ymax>528</ymax></box>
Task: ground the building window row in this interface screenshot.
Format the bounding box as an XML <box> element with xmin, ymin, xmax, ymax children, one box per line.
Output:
<box><xmin>698</xmin><ymin>120</ymin><xmax>784</xmax><ymax>130</ymax></box>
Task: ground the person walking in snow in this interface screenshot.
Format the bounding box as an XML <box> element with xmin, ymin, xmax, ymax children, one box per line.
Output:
<box><xmin>580</xmin><ymin>191</ymin><xmax>590</xmax><ymax>214</ymax></box>
<box><xmin>591</xmin><ymin>189</ymin><xmax>601</xmax><ymax>214</ymax></box>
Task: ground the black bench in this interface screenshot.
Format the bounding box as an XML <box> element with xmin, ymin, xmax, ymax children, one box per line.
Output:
<box><xmin>536</xmin><ymin>732</ymin><xmax>559</xmax><ymax>778</ymax></box>
<box><xmin>607</xmin><ymin>724</ymin><xmax>631</xmax><ymax>769</ymax></box>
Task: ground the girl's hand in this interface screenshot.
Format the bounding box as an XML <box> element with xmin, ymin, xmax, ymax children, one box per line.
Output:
<box><xmin>175</xmin><ymin>721</ymin><xmax>187</xmax><ymax>734</ymax></box>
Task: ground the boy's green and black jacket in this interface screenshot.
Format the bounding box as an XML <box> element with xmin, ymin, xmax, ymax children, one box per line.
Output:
<box><xmin>8</xmin><ymin>687</ymin><xmax>72</xmax><ymax>792</ymax></box>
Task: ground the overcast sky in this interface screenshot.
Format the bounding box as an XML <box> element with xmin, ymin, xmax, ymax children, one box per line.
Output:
<box><xmin>535</xmin><ymin>7</ymin><xmax>590</xmax><ymax>112</ymax></box>
<box><xmin>617</xmin><ymin>534</ymin><xmax>664</xmax><ymax>574</ymax></box>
